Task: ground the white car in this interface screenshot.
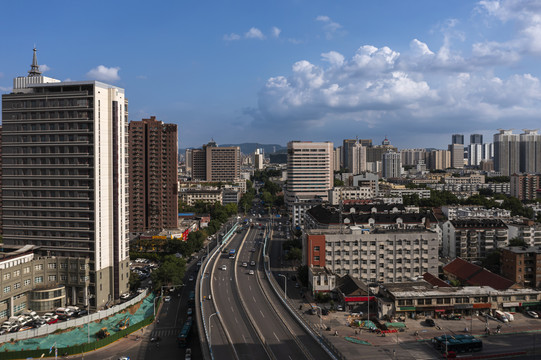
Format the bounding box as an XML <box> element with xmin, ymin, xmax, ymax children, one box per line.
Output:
<box><xmin>527</xmin><ymin>310</ymin><xmax>539</xmax><ymax>318</ymax></box>
<box><xmin>249</xmin><ymin>270</ymin><xmax>255</xmax><ymax>275</ymax></box>
<box><xmin>164</xmin><ymin>296</ymin><xmax>171</xmax><ymax>303</ymax></box>
<box><xmin>221</xmin><ymin>265</ymin><xmax>227</xmax><ymax>271</ymax></box>
<box><xmin>242</xmin><ymin>262</ymin><xmax>248</xmax><ymax>267</ymax></box>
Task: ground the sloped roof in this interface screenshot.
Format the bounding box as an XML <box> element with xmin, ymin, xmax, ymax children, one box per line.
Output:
<box><xmin>336</xmin><ymin>275</ymin><xmax>369</xmax><ymax>297</ymax></box>
<box><xmin>443</xmin><ymin>257</ymin><xmax>515</xmax><ymax>290</ymax></box>
<box><xmin>423</xmin><ymin>272</ymin><xmax>452</xmax><ymax>288</ymax></box>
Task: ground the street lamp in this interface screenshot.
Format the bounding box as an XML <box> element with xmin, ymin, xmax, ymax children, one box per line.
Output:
<box><xmin>278</xmin><ymin>274</ymin><xmax>287</xmax><ymax>301</ymax></box>
<box><xmin>209</xmin><ymin>312</ymin><xmax>219</xmax><ymax>345</ymax></box>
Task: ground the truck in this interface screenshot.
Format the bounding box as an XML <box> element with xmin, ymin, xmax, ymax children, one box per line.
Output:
<box><xmin>494</xmin><ymin>310</ymin><xmax>509</xmax><ymax>323</ymax></box>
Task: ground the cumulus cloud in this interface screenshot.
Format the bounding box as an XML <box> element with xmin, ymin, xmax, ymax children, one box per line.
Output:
<box><xmin>86</xmin><ymin>65</ymin><xmax>120</xmax><ymax>82</ymax></box>
<box><xmin>245</xmin><ymin>27</ymin><xmax>265</xmax><ymax>40</ymax></box>
<box><xmin>39</xmin><ymin>64</ymin><xmax>51</xmax><ymax>72</ymax></box>
<box><xmin>272</xmin><ymin>26</ymin><xmax>281</xmax><ymax>38</ymax></box>
<box><xmin>316</xmin><ymin>15</ymin><xmax>344</xmax><ymax>39</ymax></box>
<box><xmin>224</xmin><ymin>33</ymin><xmax>241</xmax><ymax>41</ymax></box>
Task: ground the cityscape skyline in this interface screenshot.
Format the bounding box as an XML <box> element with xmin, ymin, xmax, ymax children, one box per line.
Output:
<box><xmin>2</xmin><ymin>1</ymin><xmax>541</xmax><ymax>150</ymax></box>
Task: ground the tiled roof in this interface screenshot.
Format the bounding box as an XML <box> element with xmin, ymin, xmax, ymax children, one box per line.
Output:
<box><xmin>336</xmin><ymin>275</ymin><xmax>369</xmax><ymax>296</ymax></box>
<box><xmin>443</xmin><ymin>257</ymin><xmax>515</xmax><ymax>290</ymax></box>
<box><xmin>423</xmin><ymin>272</ymin><xmax>452</xmax><ymax>288</ymax></box>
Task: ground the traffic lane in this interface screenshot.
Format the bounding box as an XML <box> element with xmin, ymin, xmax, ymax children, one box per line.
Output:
<box><xmin>238</xmin><ymin>258</ymin><xmax>307</xmax><ymax>359</ymax></box>
<box><xmin>212</xmin><ymin>231</ymin><xmax>268</xmax><ymax>360</ymax></box>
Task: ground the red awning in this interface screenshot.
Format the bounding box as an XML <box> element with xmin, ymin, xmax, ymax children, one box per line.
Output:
<box><xmin>344</xmin><ymin>296</ymin><xmax>375</xmax><ymax>302</ymax></box>
<box><xmin>435</xmin><ymin>309</ymin><xmax>445</xmax><ymax>312</ymax></box>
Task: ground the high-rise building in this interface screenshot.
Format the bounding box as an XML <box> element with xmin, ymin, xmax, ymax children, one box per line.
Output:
<box><xmin>400</xmin><ymin>148</ymin><xmax>427</xmax><ymax>166</ymax></box>
<box><xmin>128</xmin><ymin>116</ymin><xmax>178</xmax><ymax>233</ymax></box>
<box><xmin>348</xmin><ymin>141</ymin><xmax>367</xmax><ymax>175</ymax></box>
<box><xmin>428</xmin><ymin>149</ymin><xmax>451</xmax><ymax>170</ymax></box>
<box><xmin>520</xmin><ymin>129</ymin><xmax>541</xmax><ymax>173</ymax></box>
<box><xmin>343</xmin><ymin>138</ymin><xmax>371</xmax><ymax>171</ymax></box>
<box><xmin>469</xmin><ymin>143</ymin><xmax>483</xmax><ymax>166</ymax></box>
<box><xmin>253</xmin><ymin>148</ymin><xmax>264</xmax><ymax>170</ymax></box>
<box><xmin>511</xmin><ymin>174</ymin><xmax>541</xmax><ymax>201</ymax></box>
<box><xmin>1</xmin><ymin>50</ymin><xmax>129</xmax><ymax>308</ymax></box>
<box><xmin>452</xmin><ymin>134</ymin><xmax>464</xmax><ymax>145</ymax></box>
<box><xmin>366</xmin><ymin>137</ymin><xmax>397</xmax><ymax>163</ymax></box>
<box><xmin>333</xmin><ymin>147</ymin><xmax>342</xmax><ymax>172</ymax></box>
<box><xmin>188</xmin><ymin>141</ymin><xmax>241</xmax><ymax>181</ymax></box>
<box><xmin>470</xmin><ymin>134</ymin><xmax>483</xmax><ymax>144</ymax></box>
<box><xmin>448</xmin><ymin>143</ymin><xmax>464</xmax><ymax>168</ymax></box>
<box><xmin>382</xmin><ymin>151</ymin><xmax>402</xmax><ymax>178</ymax></box>
<box><xmin>286</xmin><ymin>141</ymin><xmax>333</xmax><ymax>204</ymax></box>
<box><xmin>494</xmin><ymin>129</ymin><xmax>520</xmax><ymax>176</ymax></box>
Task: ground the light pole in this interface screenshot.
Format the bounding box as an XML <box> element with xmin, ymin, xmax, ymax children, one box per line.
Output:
<box><xmin>278</xmin><ymin>274</ymin><xmax>287</xmax><ymax>301</ymax></box>
<box><xmin>209</xmin><ymin>312</ymin><xmax>219</xmax><ymax>344</ymax></box>
<box><xmin>441</xmin><ymin>329</ymin><xmax>449</xmax><ymax>358</ymax></box>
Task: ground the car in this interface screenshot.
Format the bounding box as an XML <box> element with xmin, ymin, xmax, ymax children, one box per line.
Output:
<box><xmin>188</xmin><ymin>275</ymin><xmax>194</xmax><ymax>282</ymax></box>
<box><xmin>249</xmin><ymin>270</ymin><xmax>255</xmax><ymax>275</ymax></box>
<box><xmin>321</xmin><ymin>308</ymin><xmax>329</xmax><ymax>315</ymax></box>
<box><xmin>250</xmin><ymin>261</ymin><xmax>256</xmax><ymax>266</ymax></box>
<box><xmin>242</xmin><ymin>262</ymin><xmax>248</xmax><ymax>267</ymax></box>
<box><xmin>295</xmin><ymin>283</ymin><xmax>300</xmax><ymax>288</ymax></box>
<box><xmin>336</xmin><ymin>305</ymin><xmax>344</xmax><ymax>311</ymax></box>
<box><xmin>196</xmin><ymin>261</ymin><xmax>202</xmax><ymax>266</ymax></box>
<box><xmin>118</xmin><ymin>357</ymin><xmax>131</xmax><ymax>360</ymax></box>
<box><xmin>120</xmin><ymin>293</ymin><xmax>131</xmax><ymax>300</ymax></box>
<box><xmin>77</xmin><ymin>309</ymin><xmax>89</xmax><ymax>317</ymax></box>
<box><xmin>31</xmin><ymin>319</ymin><xmax>47</xmax><ymax>328</ymax></box>
<box><xmin>425</xmin><ymin>318</ymin><xmax>436</xmax><ymax>327</ymax></box>
<box><xmin>185</xmin><ymin>348</ymin><xmax>192</xmax><ymax>360</ymax></box>
<box><xmin>527</xmin><ymin>310</ymin><xmax>539</xmax><ymax>318</ymax></box>
<box><xmin>164</xmin><ymin>296</ymin><xmax>171</xmax><ymax>303</ymax></box>
<box><xmin>187</xmin><ymin>308</ymin><xmax>193</xmax><ymax>315</ymax></box>
<box><xmin>221</xmin><ymin>265</ymin><xmax>227</xmax><ymax>271</ymax></box>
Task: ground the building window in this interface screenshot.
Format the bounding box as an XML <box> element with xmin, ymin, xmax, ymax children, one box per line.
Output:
<box><xmin>60</xmin><ymin>263</ymin><xmax>68</xmax><ymax>269</ymax></box>
<box><xmin>23</xmin><ymin>267</ymin><xmax>30</xmax><ymax>274</ymax></box>
<box><xmin>24</xmin><ymin>279</ymin><xmax>31</xmax><ymax>286</ymax></box>
<box><xmin>35</xmin><ymin>264</ymin><xmax>43</xmax><ymax>271</ymax></box>
<box><xmin>48</xmin><ymin>275</ymin><xmax>57</xmax><ymax>282</ymax></box>
<box><xmin>3</xmin><ymin>273</ymin><xmax>10</xmax><ymax>280</ymax></box>
<box><xmin>314</xmin><ymin>256</ymin><xmax>320</xmax><ymax>261</ymax></box>
<box><xmin>61</xmin><ymin>275</ymin><xmax>67</xmax><ymax>281</ymax></box>
<box><xmin>48</xmin><ymin>263</ymin><xmax>57</xmax><ymax>269</ymax></box>
<box><xmin>14</xmin><ymin>283</ymin><xmax>20</xmax><ymax>290</ymax></box>
<box><xmin>35</xmin><ymin>276</ymin><xmax>43</xmax><ymax>284</ymax></box>
<box><xmin>13</xmin><ymin>270</ymin><xmax>20</xmax><ymax>277</ymax></box>
<box><xmin>314</xmin><ymin>246</ymin><xmax>320</xmax><ymax>251</ymax></box>
<box><xmin>3</xmin><ymin>286</ymin><xmax>11</xmax><ymax>294</ymax></box>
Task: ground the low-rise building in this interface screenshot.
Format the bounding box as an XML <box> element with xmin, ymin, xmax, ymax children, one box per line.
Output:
<box><xmin>328</xmin><ymin>186</ymin><xmax>375</xmax><ymax>205</ymax></box>
<box><xmin>441</xmin><ymin>206</ymin><xmax>512</xmax><ymax>220</ymax></box>
<box><xmin>309</xmin><ymin>266</ymin><xmax>337</xmax><ymax>294</ymax></box>
<box><xmin>304</xmin><ymin>226</ymin><xmax>439</xmax><ymax>283</ymax></box>
<box><xmin>501</xmin><ymin>246</ymin><xmax>541</xmax><ymax>288</ymax></box>
<box><xmin>179</xmin><ymin>188</ymin><xmax>223</xmax><ymax>206</ymax></box>
<box><xmin>441</xmin><ymin>219</ymin><xmax>509</xmax><ymax>261</ymax></box>
<box><xmin>443</xmin><ymin>257</ymin><xmax>518</xmax><ymax>290</ymax></box>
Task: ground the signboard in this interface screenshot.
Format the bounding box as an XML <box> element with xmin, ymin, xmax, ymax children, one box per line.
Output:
<box><xmin>344</xmin><ymin>296</ymin><xmax>376</xmax><ymax>303</ymax></box>
<box><xmin>454</xmin><ymin>304</ymin><xmax>473</xmax><ymax>309</ymax></box>
<box><xmin>503</xmin><ymin>302</ymin><xmax>520</xmax><ymax>308</ymax></box>
<box><xmin>473</xmin><ymin>303</ymin><xmax>491</xmax><ymax>309</ymax></box>
<box><xmin>398</xmin><ymin>306</ymin><xmax>416</xmax><ymax>311</ymax></box>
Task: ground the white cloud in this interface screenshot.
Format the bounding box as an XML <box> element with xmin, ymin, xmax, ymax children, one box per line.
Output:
<box><xmin>39</xmin><ymin>64</ymin><xmax>51</xmax><ymax>72</ymax></box>
<box><xmin>245</xmin><ymin>27</ymin><xmax>265</xmax><ymax>40</ymax></box>
<box><xmin>272</xmin><ymin>26</ymin><xmax>281</xmax><ymax>38</ymax></box>
<box><xmin>315</xmin><ymin>15</ymin><xmax>344</xmax><ymax>39</ymax></box>
<box><xmin>86</xmin><ymin>65</ymin><xmax>120</xmax><ymax>82</ymax></box>
<box><xmin>321</xmin><ymin>51</ymin><xmax>345</xmax><ymax>67</ymax></box>
<box><xmin>223</xmin><ymin>33</ymin><xmax>241</xmax><ymax>41</ymax></box>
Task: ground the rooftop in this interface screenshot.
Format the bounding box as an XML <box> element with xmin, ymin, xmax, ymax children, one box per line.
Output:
<box><xmin>443</xmin><ymin>257</ymin><xmax>516</xmax><ymax>290</ymax></box>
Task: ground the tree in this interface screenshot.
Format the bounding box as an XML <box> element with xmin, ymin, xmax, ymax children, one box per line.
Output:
<box><xmin>128</xmin><ymin>271</ymin><xmax>142</xmax><ymax>292</ymax></box>
<box><xmin>509</xmin><ymin>237</ymin><xmax>527</xmax><ymax>247</ymax></box>
<box><xmin>286</xmin><ymin>247</ymin><xmax>302</xmax><ymax>262</ymax></box>
<box><xmin>151</xmin><ymin>255</ymin><xmax>186</xmax><ymax>291</ymax></box>
<box><xmin>334</xmin><ymin>178</ymin><xmax>345</xmax><ymax>186</ymax></box>
<box><xmin>297</xmin><ymin>265</ymin><xmax>309</xmax><ymax>287</ymax></box>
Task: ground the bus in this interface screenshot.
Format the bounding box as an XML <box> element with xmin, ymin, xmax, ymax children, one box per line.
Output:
<box><xmin>229</xmin><ymin>249</ymin><xmax>236</xmax><ymax>259</ymax></box>
<box><xmin>188</xmin><ymin>291</ymin><xmax>195</xmax><ymax>305</ymax></box>
<box><xmin>177</xmin><ymin>317</ymin><xmax>193</xmax><ymax>347</ymax></box>
<box><xmin>432</xmin><ymin>334</ymin><xmax>482</xmax><ymax>354</ymax></box>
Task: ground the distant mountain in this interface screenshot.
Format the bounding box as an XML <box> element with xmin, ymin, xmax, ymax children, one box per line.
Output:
<box><xmin>180</xmin><ymin>143</ymin><xmax>286</xmax><ymax>156</ymax></box>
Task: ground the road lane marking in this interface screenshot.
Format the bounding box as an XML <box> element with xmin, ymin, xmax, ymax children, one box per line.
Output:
<box><xmin>260</xmin><ymin>310</ymin><xmax>265</xmax><ymax>318</ymax></box>
<box><xmin>273</xmin><ymin>331</ymin><xmax>279</xmax><ymax>342</ymax></box>
<box><xmin>253</xmin><ymin>296</ymin><xmax>256</xmax><ymax>303</ymax></box>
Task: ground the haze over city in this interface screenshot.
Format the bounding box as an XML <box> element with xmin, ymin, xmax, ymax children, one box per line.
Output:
<box><xmin>2</xmin><ymin>0</ymin><xmax>541</xmax><ymax>149</ymax></box>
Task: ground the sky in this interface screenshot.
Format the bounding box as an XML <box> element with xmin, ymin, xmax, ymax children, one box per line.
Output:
<box><xmin>1</xmin><ymin>0</ymin><xmax>541</xmax><ymax>150</ymax></box>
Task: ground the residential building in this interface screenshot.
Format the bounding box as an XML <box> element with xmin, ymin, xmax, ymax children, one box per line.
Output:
<box><xmin>352</xmin><ymin>173</ymin><xmax>380</xmax><ymax>196</ymax></box>
<box><xmin>308</xmin><ymin>266</ymin><xmax>337</xmax><ymax>295</ymax></box>
<box><xmin>348</xmin><ymin>141</ymin><xmax>367</xmax><ymax>175</ymax></box>
<box><xmin>441</xmin><ymin>206</ymin><xmax>511</xmax><ymax>220</ymax></box>
<box><xmin>428</xmin><ymin>149</ymin><xmax>451</xmax><ymax>170</ymax></box>
<box><xmin>501</xmin><ymin>246</ymin><xmax>541</xmax><ymax>288</ymax></box>
<box><xmin>128</xmin><ymin>116</ymin><xmax>178</xmax><ymax>233</ymax></box>
<box><xmin>442</xmin><ymin>219</ymin><xmax>509</xmax><ymax>261</ymax></box>
<box><xmin>253</xmin><ymin>148</ymin><xmax>264</xmax><ymax>170</ymax></box>
<box><xmin>304</xmin><ymin>227</ymin><xmax>439</xmax><ymax>283</ymax></box>
<box><xmin>520</xmin><ymin>129</ymin><xmax>541</xmax><ymax>173</ymax></box>
<box><xmin>285</xmin><ymin>141</ymin><xmax>334</xmax><ymax>205</ymax></box>
<box><xmin>448</xmin><ymin>143</ymin><xmax>464</xmax><ymax>169</ymax></box>
<box><xmin>443</xmin><ymin>257</ymin><xmax>518</xmax><ymax>290</ymax></box>
<box><xmin>188</xmin><ymin>141</ymin><xmax>241</xmax><ymax>181</ymax></box>
<box><xmin>494</xmin><ymin>129</ymin><xmax>520</xmax><ymax>176</ymax></box>
<box><xmin>343</xmin><ymin>139</ymin><xmax>371</xmax><ymax>170</ymax></box>
<box><xmin>366</xmin><ymin>137</ymin><xmax>397</xmax><ymax>163</ymax></box>
<box><xmin>445</xmin><ymin>174</ymin><xmax>485</xmax><ymax>185</ymax></box>
<box><xmin>179</xmin><ymin>188</ymin><xmax>223</xmax><ymax>206</ymax></box>
<box><xmin>511</xmin><ymin>173</ymin><xmax>541</xmax><ymax>201</ymax></box>
<box><xmin>328</xmin><ymin>186</ymin><xmax>375</xmax><ymax>205</ymax></box>
<box><xmin>1</xmin><ymin>50</ymin><xmax>130</xmax><ymax>309</ymax></box>
<box><xmin>382</xmin><ymin>151</ymin><xmax>401</xmax><ymax>179</ymax></box>
<box><xmin>400</xmin><ymin>149</ymin><xmax>427</xmax><ymax>167</ymax></box>
<box><xmin>506</xmin><ymin>219</ymin><xmax>541</xmax><ymax>247</ymax></box>
<box><xmin>333</xmin><ymin>146</ymin><xmax>342</xmax><ymax>171</ymax></box>
<box><xmin>470</xmin><ymin>134</ymin><xmax>483</xmax><ymax>145</ymax></box>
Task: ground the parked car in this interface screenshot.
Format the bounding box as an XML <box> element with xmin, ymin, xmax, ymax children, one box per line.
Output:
<box><xmin>527</xmin><ymin>310</ymin><xmax>539</xmax><ymax>318</ymax></box>
<box><xmin>164</xmin><ymin>296</ymin><xmax>171</xmax><ymax>303</ymax></box>
<box><xmin>120</xmin><ymin>293</ymin><xmax>131</xmax><ymax>300</ymax></box>
<box><xmin>425</xmin><ymin>318</ymin><xmax>436</xmax><ymax>327</ymax></box>
<box><xmin>321</xmin><ymin>308</ymin><xmax>329</xmax><ymax>315</ymax></box>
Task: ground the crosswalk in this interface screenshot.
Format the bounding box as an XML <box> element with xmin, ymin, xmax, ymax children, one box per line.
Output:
<box><xmin>151</xmin><ymin>327</ymin><xmax>180</xmax><ymax>338</ymax></box>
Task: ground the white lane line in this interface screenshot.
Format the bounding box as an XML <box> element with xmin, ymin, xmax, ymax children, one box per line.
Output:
<box><xmin>235</xmin><ymin>317</ymin><xmax>239</xmax><ymax>324</ymax></box>
<box><xmin>249</xmin><ymin>285</ymin><xmax>251</xmax><ymax>291</ymax></box>
<box><xmin>253</xmin><ymin>296</ymin><xmax>257</xmax><ymax>303</ymax></box>
<box><xmin>231</xmin><ymin>306</ymin><xmax>234</xmax><ymax>313</ymax></box>
<box><xmin>260</xmin><ymin>310</ymin><xmax>265</xmax><ymax>318</ymax></box>
<box><xmin>273</xmin><ymin>331</ymin><xmax>279</xmax><ymax>342</ymax></box>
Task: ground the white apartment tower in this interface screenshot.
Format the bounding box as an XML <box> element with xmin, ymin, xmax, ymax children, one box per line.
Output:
<box><xmin>286</xmin><ymin>141</ymin><xmax>333</xmax><ymax>204</ymax></box>
<box><xmin>494</xmin><ymin>129</ymin><xmax>520</xmax><ymax>176</ymax></box>
<box><xmin>382</xmin><ymin>151</ymin><xmax>402</xmax><ymax>179</ymax></box>
<box><xmin>349</xmin><ymin>141</ymin><xmax>367</xmax><ymax>175</ymax></box>
<box><xmin>520</xmin><ymin>129</ymin><xmax>541</xmax><ymax>173</ymax></box>
<box><xmin>1</xmin><ymin>49</ymin><xmax>130</xmax><ymax>309</ymax></box>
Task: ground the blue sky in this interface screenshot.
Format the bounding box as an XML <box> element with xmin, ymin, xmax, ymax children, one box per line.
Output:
<box><xmin>1</xmin><ymin>0</ymin><xmax>541</xmax><ymax>150</ymax></box>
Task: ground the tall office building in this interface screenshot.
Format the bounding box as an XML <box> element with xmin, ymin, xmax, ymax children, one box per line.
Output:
<box><xmin>448</xmin><ymin>143</ymin><xmax>464</xmax><ymax>168</ymax></box>
<box><xmin>348</xmin><ymin>141</ymin><xmax>367</xmax><ymax>175</ymax></box>
<box><xmin>469</xmin><ymin>144</ymin><xmax>483</xmax><ymax>166</ymax></box>
<box><xmin>400</xmin><ymin>148</ymin><xmax>427</xmax><ymax>166</ymax></box>
<box><xmin>333</xmin><ymin>146</ymin><xmax>342</xmax><ymax>172</ymax></box>
<box><xmin>253</xmin><ymin>148</ymin><xmax>264</xmax><ymax>170</ymax></box>
<box><xmin>343</xmin><ymin>138</ymin><xmax>371</xmax><ymax>170</ymax></box>
<box><xmin>520</xmin><ymin>129</ymin><xmax>541</xmax><ymax>173</ymax></box>
<box><xmin>1</xmin><ymin>50</ymin><xmax>129</xmax><ymax>308</ymax></box>
<box><xmin>428</xmin><ymin>149</ymin><xmax>451</xmax><ymax>170</ymax></box>
<box><xmin>494</xmin><ymin>129</ymin><xmax>520</xmax><ymax>176</ymax></box>
<box><xmin>452</xmin><ymin>134</ymin><xmax>464</xmax><ymax>145</ymax></box>
<box><xmin>382</xmin><ymin>151</ymin><xmax>402</xmax><ymax>178</ymax></box>
<box><xmin>285</xmin><ymin>141</ymin><xmax>333</xmax><ymax>204</ymax></box>
<box><xmin>470</xmin><ymin>134</ymin><xmax>483</xmax><ymax>145</ymax></box>
<box><xmin>128</xmin><ymin>116</ymin><xmax>178</xmax><ymax>233</ymax></box>
<box><xmin>188</xmin><ymin>141</ymin><xmax>241</xmax><ymax>181</ymax></box>
<box><xmin>366</xmin><ymin>137</ymin><xmax>397</xmax><ymax>163</ymax></box>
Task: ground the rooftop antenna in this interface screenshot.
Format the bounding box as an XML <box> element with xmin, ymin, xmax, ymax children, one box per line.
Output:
<box><xmin>28</xmin><ymin>46</ymin><xmax>42</xmax><ymax>77</ymax></box>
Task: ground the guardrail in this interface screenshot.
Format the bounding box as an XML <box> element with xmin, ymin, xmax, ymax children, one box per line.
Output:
<box><xmin>197</xmin><ymin>221</ymin><xmax>238</xmax><ymax>360</ymax></box>
<box><xmin>262</xmin><ymin>222</ymin><xmax>343</xmax><ymax>360</ymax></box>
<box><xmin>0</xmin><ymin>289</ymin><xmax>149</xmax><ymax>345</ymax></box>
